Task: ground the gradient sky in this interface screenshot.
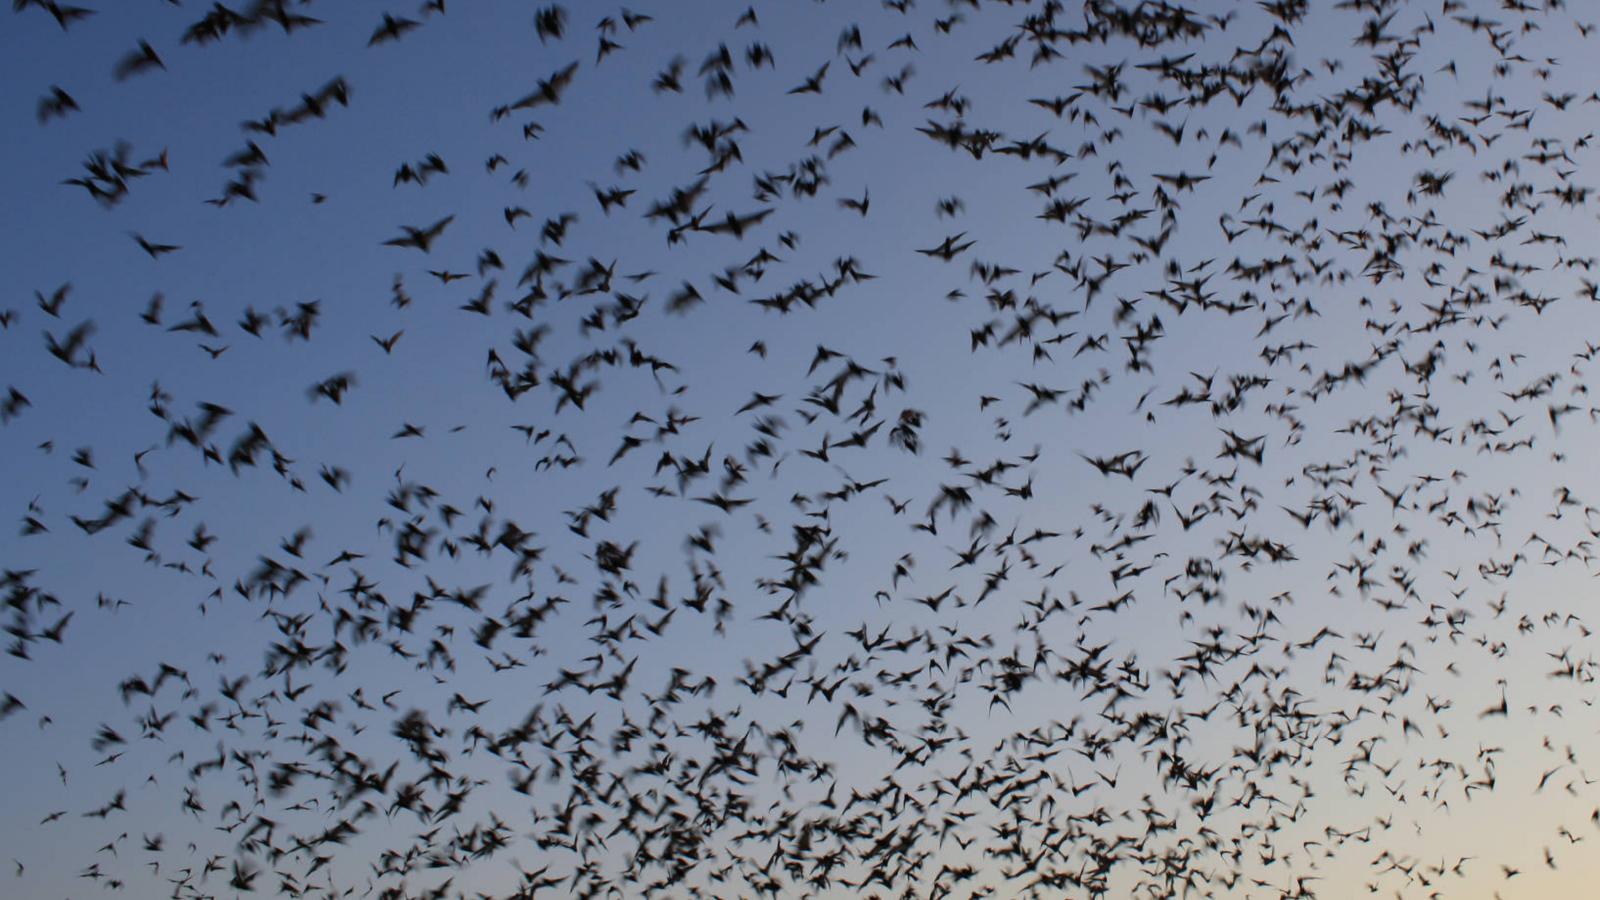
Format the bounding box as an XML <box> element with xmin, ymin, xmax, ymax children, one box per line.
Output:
<box><xmin>4</xmin><ymin>0</ymin><xmax>1600</xmax><ymax>898</ymax></box>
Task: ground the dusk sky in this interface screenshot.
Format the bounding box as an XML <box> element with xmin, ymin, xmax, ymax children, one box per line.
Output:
<box><xmin>4</xmin><ymin>1</ymin><xmax>1600</xmax><ymax>897</ymax></box>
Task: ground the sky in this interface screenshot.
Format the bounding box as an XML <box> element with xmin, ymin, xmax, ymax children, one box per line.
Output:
<box><xmin>4</xmin><ymin>0</ymin><xmax>1600</xmax><ymax>897</ymax></box>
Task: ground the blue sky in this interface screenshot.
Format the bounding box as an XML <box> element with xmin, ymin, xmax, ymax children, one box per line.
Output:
<box><xmin>4</xmin><ymin>1</ymin><xmax>1600</xmax><ymax>897</ymax></box>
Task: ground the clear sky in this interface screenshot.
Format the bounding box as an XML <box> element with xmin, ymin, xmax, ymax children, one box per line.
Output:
<box><xmin>4</xmin><ymin>0</ymin><xmax>1600</xmax><ymax>897</ymax></box>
